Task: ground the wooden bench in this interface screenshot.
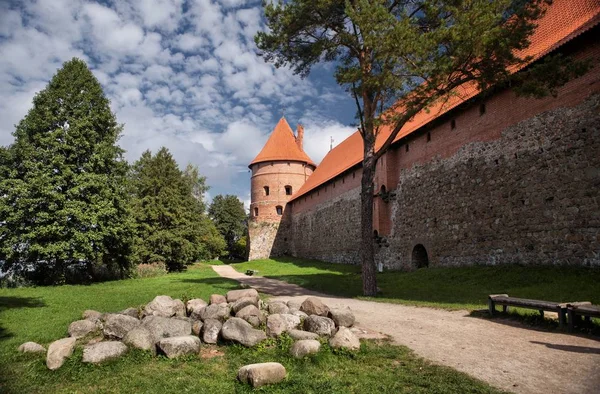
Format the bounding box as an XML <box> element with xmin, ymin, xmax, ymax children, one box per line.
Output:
<box><xmin>488</xmin><ymin>294</ymin><xmax>587</xmax><ymax>328</ymax></box>
<box><xmin>245</xmin><ymin>269</ymin><xmax>258</xmax><ymax>276</ymax></box>
<box><xmin>567</xmin><ymin>304</ymin><xmax>600</xmax><ymax>332</ymax></box>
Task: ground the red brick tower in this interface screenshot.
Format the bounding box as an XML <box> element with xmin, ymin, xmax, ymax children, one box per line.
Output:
<box><xmin>248</xmin><ymin>117</ymin><xmax>316</xmax><ymax>260</ymax></box>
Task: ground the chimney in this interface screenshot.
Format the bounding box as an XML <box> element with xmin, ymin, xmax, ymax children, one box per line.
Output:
<box><xmin>296</xmin><ymin>124</ymin><xmax>304</xmax><ymax>151</ymax></box>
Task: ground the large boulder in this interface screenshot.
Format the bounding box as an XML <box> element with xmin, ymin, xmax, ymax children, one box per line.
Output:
<box><xmin>231</xmin><ymin>297</ymin><xmax>258</xmax><ymax>314</ymax></box>
<box><xmin>226</xmin><ymin>288</ymin><xmax>259</xmax><ymax>303</ymax></box>
<box><xmin>329</xmin><ymin>326</ymin><xmax>360</xmax><ymax>350</ymax></box>
<box><xmin>290</xmin><ymin>339</ymin><xmax>321</xmax><ymax>358</ymax></box>
<box><xmin>82</xmin><ymin>341</ymin><xmax>128</xmax><ymax>363</ymax></box>
<box><xmin>46</xmin><ymin>337</ymin><xmax>77</xmax><ymax>370</ymax></box>
<box><xmin>202</xmin><ymin>319</ymin><xmax>222</xmax><ymax>344</ymax></box>
<box><xmin>192</xmin><ymin>320</ymin><xmax>203</xmax><ymax>336</ymax></box>
<box><xmin>266</xmin><ymin>314</ymin><xmax>301</xmax><ymax>337</ymax></box>
<box><xmin>18</xmin><ymin>342</ymin><xmax>46</xmax><ymax>353</ymax></box>
<box><xmin>68</xmin><ymin>319</ymin><xmax>98</xmax><ymax>338</ymax></box>
<box><xmin>287</xmin><ymin>329</ymin><xmax>319</xmax><ymax>341</ymax></box>
<box><xmin>328</xmin><ymin>308</ymin><xmax>355</xmax><ymax>327</ymax></box>
<box><xmin>123</xmin><ymin>327</ymin><xmax>154</xmax><ymax>351</ymax></box>
<box><xmin>186</xmin><ymin>298</ymin><xmax>207</xmax><ymax>319</ymax></box>
<box><xmin>236</xmin><ymin>305</ymin><xmax>263</xmax><ymax>327</ymax></box>
<box><xmin>221</xmin><ymin>317</ymin><xmax>266</xmax><ymax>347</ymax></box>
<box><xmin>304</xmin><ymin>315</ymin><xmax>335</xmax><ymax>337</ymax></box>
<box><xmin>287</xmin><ymin>299</ymin><xmax>303</xmax><ymax>310</ymax></box>
<box><xmin>268</xmin><ymin>302</ymin><xmax>289</xmax><ymax>315</ymax></box>
<box><xmin>290</xmin><ymin>309</ymin><xmax>308</xmax><ymax>319</ymax></box>
<box><xmin>157</xmin><ymin>336</ymin><xmax>201</xmax><ymax>358</ymax></box>
<box><xmin>143</xmin><ymin>295</ymin><xmax>186</xmax><ymax>318</ymax></box>
<box><xmin>102</xmin><ymin>314</ymin><xmax>140</xmax><ymax>339</ymax></box>
<box><xmin>82</xmin><ymin>310</ymin><xmax>102</xmax><ymax>322</ymax></box>
<box><xmin>300</xmin><ymin>297</ymin><xmax>330</xmax><ymax>317</ymax></box>
<box><xmin>238</xmin><ymin>362</ymin><xmax>286</xmax><ymax>388</ymax></box>
<box><xmin>209</xmin><ymin>294</ymin><xmax>227</xmax><ymax>305</ymax></box>
<box><xmin>141</xmin><ymin>316</ymin><xmax>192</xmax><ymax>343</ymax></box>
<box><xmin>199</xmin><ymin>303</ymin><xmax>230</xmax><ymax>322</ymax></box>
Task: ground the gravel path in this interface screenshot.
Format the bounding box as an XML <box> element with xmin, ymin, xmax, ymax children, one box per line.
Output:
<box><xmin>212</xmin><ymin>265</ymin><xmax>600</xmax><ymax>394</ymax></box>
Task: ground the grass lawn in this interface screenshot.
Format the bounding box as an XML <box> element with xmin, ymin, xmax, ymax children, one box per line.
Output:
<box><xmin>231</xmin><ymin>258</ymin><xmax>600</xmax><ymax>311</ymax></box>
<box><xmin>0</xmin><ymin>264</ymin><xmax>504</xmax><ymax>393</ymax></box>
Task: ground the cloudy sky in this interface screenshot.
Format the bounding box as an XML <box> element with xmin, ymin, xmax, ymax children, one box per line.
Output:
<box><xmin>0</xmin><ymin>0</ymin><xmax>357</xmax><ymax>208</ymax></box>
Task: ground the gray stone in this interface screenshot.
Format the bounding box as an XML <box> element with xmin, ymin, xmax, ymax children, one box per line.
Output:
<box><xmin>102</xmin><ymin>314</ymin><xmax>140</xmax><ymax>339</ymax></box>
<box><xmin>192</xmin><ymin>320</ymin><xmax>203</xmax><ymax>336</ymax></box>
<box><xmin>199</xmin><ymin>303</ymin><xmax>231</xmax><ymax>322</ymax></box>
<box><xmin>268</xmin><ymin>302</ymin><xmax>289</xmax><ymax>315</ymax></box>
<box><xmin>46</xmin><ymin>337</ymin><xmax>77</xmax><ymax>370</ymax></box>
<box><xmin>303</xmin><ymin>315</ymin><xmax>335</xmax><ymax>336</ymax></box>
<box><xmin>236</xmin><ymin>305</ymin><xmax>264</xmax><ymax>327</ymax></box>
<box><xmin>209</xmin><ymin>294</ymin><xmax>227</xmax><ymax>305</ymax></box>
<box><xmin>119</xmin><ymin>308</ymin><xmax>139</xmax><ymax>319</ymax></box>
<box><xmin>82</xmin><ymin>341</ymin><xmax>127</xmax><ymax>363</ymax></box>
<box><xmin>143</xmin><ymin>295</ymin><xmax>186</xmax><ymax>318</ymax></box>
<box><xmin>82</xmin><ymin>310</ymin><xmax>103</xmax><ymax>322</ymax></box>
<box><xmin>18</xmin><ymin>342</ymin><xmax>46</xmax><ymax>353</ymax></box>
<box><xmin>290</xmin><ymin>309</ymin><xmax>308</xmax><ymax>319</ymax></box>
<box><xmin>141</xmin><ymin>315</ymin><xmax>192</xmax><ymax>343</ymax></box>
<box><xmin>290</xmin><ymin>339</ymin><xmax>321</xmax><ymax>358</ymax></box>
<box><xmin>123</xmin><ymin>327</ymin><xmax>154</xmax><ymax>351</ymax></box>
<box><xmin>329</xmin><ymin>308</ymin><xmax>355</xmax><ymax>327</ymax></box>
<box><xmin>287</xmin><ymin>299</ymin><xmax>303</xmax><ymax>310</ymax></box>
<box><xmin>329</xmin><ymin>326</ymin><xmax>360</xmax><ymax>350</ymax></box>
<box><xmin>232</xmin><ymin>296</ymin><xmax>258</xmax><ymax>314</ymax></box>
<box><xmin>266</xmin><ymin>314</ymin><xmax>301</xmax><ymax>337</ymax></box>
<box><xmin>186</xmin><ymin>298</ymin><xmax>207</xmax><ymax>319</ymax></box>
<box><xmin>221</xmin><ymin>317</ymin><xmax>266</xmax><ymax>347</ymax></box>
<box><xmin>68</xmin><ymin>319</ymin><xmax>98</xmax><ymax>338</ymax></box>
<box><xmin>157</xmin><ymin>336</ymin><xmax>201</xmax><ymax>358</ymax></box>
<box><xmin>226</xmin><ymin>288</ymin><xmax>259</xmax><ymax>303</ymax></box>
<box><xmin>287</xmin><ymin>329</ymin><xmax>319</xmax><ymax>341</ymax></box>
<box><xmin>238</xmin><ymin>362</ymin><xmax>286</xmax><ymax>388</ymax></box>
<box><xmin>300</xmin><ymin>297</ymin><xmax>330</xmax><ymax>317</ymax></box>
<box><xmin>202</xmin><ymin>319</ymin><xmax>222</xmax><ymax>344</ymax></box>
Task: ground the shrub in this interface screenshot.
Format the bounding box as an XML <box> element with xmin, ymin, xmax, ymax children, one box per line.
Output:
<box><xmin>133</xmin><ymin>262</ymin><xmax>167</xmax><ymax>279</ymax></box>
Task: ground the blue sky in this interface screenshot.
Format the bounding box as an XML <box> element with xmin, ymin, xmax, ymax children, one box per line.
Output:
<box><xmin>0</xmin><ymin>0</ymin><xmax>357</xmax><ymax>208</ymax></box>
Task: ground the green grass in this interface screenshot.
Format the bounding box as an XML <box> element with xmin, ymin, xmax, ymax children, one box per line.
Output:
<box><xmin>232</xmin><ymin>257</ymin><xmax>600</xmax><ymax>311</ymax></box>
<box><xmin>0</xmin><ymin>264</ymin><xmax>504</xmax><ymax>393</ymax></box>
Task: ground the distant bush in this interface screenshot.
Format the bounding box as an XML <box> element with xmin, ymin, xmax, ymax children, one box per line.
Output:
<box><xmin>133</xmin><ymin>262</ymin><xmax>167</xmax><ymax>279</ymax></box>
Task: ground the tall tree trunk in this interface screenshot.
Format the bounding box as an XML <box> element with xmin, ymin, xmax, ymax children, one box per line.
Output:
<box><xmin>360</xmin><ymin>140</ymin><xmax>378</xmax><ymax>296</ymax></box>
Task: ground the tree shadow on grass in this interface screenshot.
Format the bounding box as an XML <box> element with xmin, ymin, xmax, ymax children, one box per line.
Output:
<box><xmin>178</xmin><ymin>277</ymin><xmax>242</xmax><ymax>293</ymax></box>
<box><xmin>0</xmin><ymin>296</ymin><xmax>46</xmax><ymax>342</ymax></box>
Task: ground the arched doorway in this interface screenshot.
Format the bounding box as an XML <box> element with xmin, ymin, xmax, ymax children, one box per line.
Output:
<box><xmin>412</xmin><ymin>244</ymin><xmax>429</xmax><ymax>268</ymax></box>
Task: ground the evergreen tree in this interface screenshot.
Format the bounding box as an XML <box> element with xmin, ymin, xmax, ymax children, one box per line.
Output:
<box><xmin>0</xmin><ymin>58</ymin><xmax>132</xmax><ymax>284</ymax></box>
<box><xmin>256</xmin><ymin>0</ymin><xmax>590</xmax><ymax>295</ymax></box>
<box><xmin>208</xmin><ymin>195</ymin><xmax>247</xmax><ymax>259</ymax></box>
<box><xmin>129</xmin><ymin>148</ymin><xmax>224</xmax><ymax>270</ymax></box>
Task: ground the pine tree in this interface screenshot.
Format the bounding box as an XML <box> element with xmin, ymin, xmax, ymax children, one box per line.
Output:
<box><xmin>129</xmin><ymin>148</ymin><xmax>224</xmax><ymax>270</ymax></box>
<box><xmin>208</xmin><ymin>195</ymin><xmax>247</xmax><ymax>259</ymax></box>
<box><xmin>0</xmin><ymin>58</ymin><xmax>132</xmax><ymax>284</ymax></box>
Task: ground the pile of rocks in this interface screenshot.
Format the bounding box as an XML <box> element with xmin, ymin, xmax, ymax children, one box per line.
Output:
<box><xmin>18</xmin><ymin>290</ymin><xmax>360</xmax><ymax>387</ymax></box>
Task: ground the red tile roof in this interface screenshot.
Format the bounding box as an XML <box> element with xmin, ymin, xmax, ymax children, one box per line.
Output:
<box><xmin>291</xmin><ymin>0</ymin><xmax>600</xmax><ymax>201</ymax></box>
<box><xmin>249</xmin><ymin>117</ymin><xmax>316</xmax><ymax>167</ymax></box>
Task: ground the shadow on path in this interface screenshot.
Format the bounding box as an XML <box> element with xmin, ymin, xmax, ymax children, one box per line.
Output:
<box><xmin>530</xmin><ymin>341</ymin><xmax>600</xmax><ymax>354</ymax></box>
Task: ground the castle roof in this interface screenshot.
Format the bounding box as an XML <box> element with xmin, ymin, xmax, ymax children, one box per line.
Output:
<box><xmin>291</xmin><ymin>0</ymin><xmax>600</xmax><ymax>202</ymax></box>
<box><xmin>249</xmin><ymin>117</ymin><xmax>316</xmax><ymax>167</ymax></box>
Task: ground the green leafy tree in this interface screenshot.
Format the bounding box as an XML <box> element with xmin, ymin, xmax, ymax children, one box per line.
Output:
<box><xmin>129</xmin><ymin>148</ymin><xmax>224</xmax><ymax>270</ymax></box>
<box><xmin>208</xmin><ymin>195</ymin><xmax>247</xmax><ymax>259</ymax></box>
<box><xmin>0</xmin><ymin>58</ymin><xmax>132</xmax><ymax>284</ymax></box>
<box><xmin>183</xmin><ymin>163</ymin><xmax>210</xmax><ymax>213</ymax></box>
<box><xmin>256</xmin><ymin>0</ymin><xmax>590</xmax><ymax>295</ymax></box>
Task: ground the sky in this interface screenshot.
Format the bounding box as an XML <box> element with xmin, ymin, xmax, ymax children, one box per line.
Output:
<box><xmin>0</xmin><ymin>0</ymin><xmax>358</xmax><ymax>209</ymax></box>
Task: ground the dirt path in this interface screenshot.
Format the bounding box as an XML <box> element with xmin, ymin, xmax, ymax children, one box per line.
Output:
<box><xmin>212</xmin><ymin>265</ymin><xmax>600</xmax><ymax>394</ymax></box>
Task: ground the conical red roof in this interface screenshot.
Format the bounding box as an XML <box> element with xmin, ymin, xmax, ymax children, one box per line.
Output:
<box><xmin>249</xmin><ymin>117</ymin><xmax>316</xmax><ymax>167</ymax></box>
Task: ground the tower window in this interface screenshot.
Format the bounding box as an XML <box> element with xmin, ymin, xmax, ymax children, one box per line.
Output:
<box><xmin>479</xmin><ymin>103</ymin><xmax>486</xmax><ymax>116</ymax></box>
<box><xmin>427</xmin><ymin>132</ymin><xmax>431</xmax><ymax>142</ymax></box>
<box><xmin>451</xmin><ymin>119</ymin><xmax>456</xmax><ymax>130</ymax></box>
<box><xmin>405</xmin><ymin>143</ymin><xmax>409</xmax><ymax>152</ymax></box>
<box><xmin>254</xmin><ymin>207</ymin><xmax>258</xmax><ymax>217</ymax></box>
<box><xmin>264</xmin><ymin>186</ymin><xmax>269</xmax><ymax>196</ymax></box>
<box><xmin>285</xmin><ymin>185</ymin><xmax>292</xmax><ymax>195</ymax></box>
<box><xmin>276</xmin><ymin>206</ymin><xmax>283</xmax><ymax>215</ymax></box>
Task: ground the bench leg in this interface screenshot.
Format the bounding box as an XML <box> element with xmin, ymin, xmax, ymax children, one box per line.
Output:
<box><xmin>558</xmin><ymin>309</ymin><xmax>566</xmax><ymax>329</ymax></box>
<box><xmin>488</xmin><ymin>299</ymin><xmax>495</xmax><ymax>316</ymax></box>
<box><xmin>568</xmin><ymin>309</ymin><xmax>574</xmax><ymax>332</ymax></box>
<box><xmin>584</xmin><ymin>316</ymin><xmax>591</xmax><ymax>324</ymax></box>
<box><xmin>502</xmin><ymin>305</ymin><xmax>508</xmax><ymax>313</ymax></box>
<box><xmin>539</xmin><ymin>310</ymin><xmax>544</xmax><ymax>318</ymax></box>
